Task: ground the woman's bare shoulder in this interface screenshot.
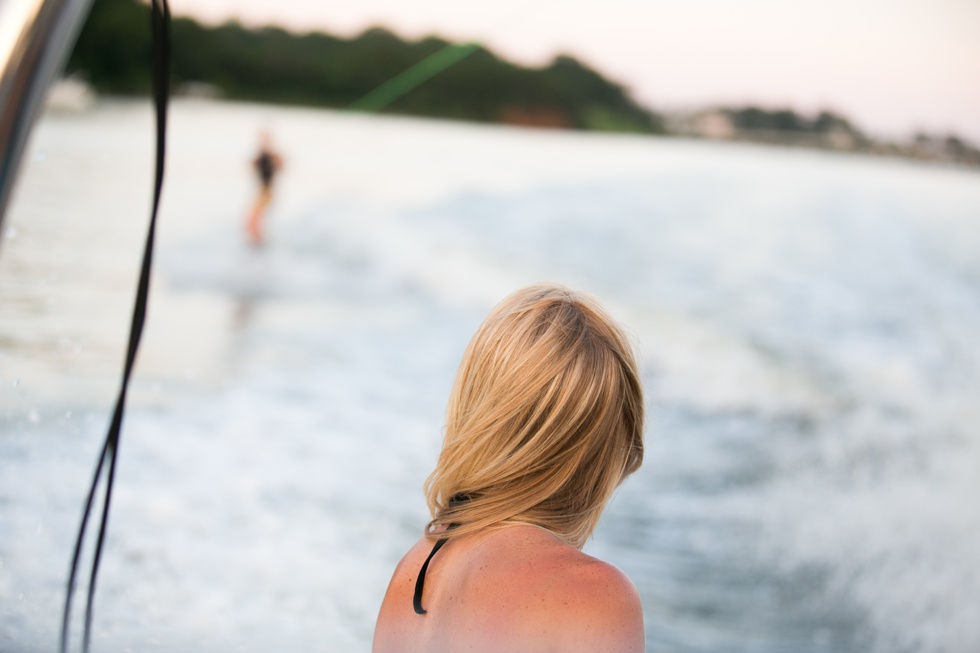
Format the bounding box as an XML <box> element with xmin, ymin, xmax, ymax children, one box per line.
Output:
<box><xmin>375</xmin><ymin>527</ymin><xmax>644</xmax><ymax>653</ymax></box>
<box><xmin>576</xmin><ymin>563</ymin><xmax>643</xmax><ymax>649</ymax></box>
<box><xmin>379</xmin><ymin>536</ymin><xmax>434</xmax><ymax>609</ymax></box>
<box><xmin>470</xmin><ymin>527</ymin><xmax>645</xmax><ymax>651</ymax></box>
<box><xmin>536</xmin><ymin>546</ymin><xmax>644</xmax><ymax>650</ymax></box>
<box><xmin>372</xmin><ymin>537</ymin><xmax>435</xmax><ymax>653</ymax></box>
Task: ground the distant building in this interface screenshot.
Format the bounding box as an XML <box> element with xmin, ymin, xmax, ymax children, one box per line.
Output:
<box><xmin>824</xmin><ymin>125</ymin><xmax>857</xmax><ymax>150</ymax></box>
<box><xmin>664</xmin><ymin>109</ymin><xmax>734</xmax><ymax>139</ymax></box>
<box><xmin>909</xmin><ymin>133</ymin><xmax>980</xmax><ymax>166</ymax></box>
<box><xmin>45</xmin><ymin>75</ymin><xmax>95</xmax><ymax>111</ymax></box>
<box><xmin>693</xmin><ymin>110</ymin><xmax>735</xmax><ymax>139</ymax></box>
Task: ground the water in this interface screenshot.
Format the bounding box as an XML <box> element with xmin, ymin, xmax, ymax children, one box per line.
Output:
<box><xmin>2</xmin><ymin>98</ymin><xmax>979</xmax><ymax>653</ymax></box>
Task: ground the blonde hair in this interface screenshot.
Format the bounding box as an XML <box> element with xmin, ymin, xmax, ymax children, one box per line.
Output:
<box><xmin>424</xmin><ymin>284</ymin><xmax>644</xmax><ymax>548</ymax></box>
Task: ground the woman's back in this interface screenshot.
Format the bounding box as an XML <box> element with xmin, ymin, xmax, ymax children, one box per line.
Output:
<box><xmin>373</xmin><ymin>523</ymin><xmax>644</xmax><ymax>653</ymax></box>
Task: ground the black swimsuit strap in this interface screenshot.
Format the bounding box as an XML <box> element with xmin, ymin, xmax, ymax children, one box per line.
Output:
<box><xmin>413</xmin><ymin>536</ymin><xmax>448</xmax><ymax>615</ymax></box>
<box><xmin>413</xmin><ymin>494</ymin><xmax>470</xmax><ymax>615</ymax></box>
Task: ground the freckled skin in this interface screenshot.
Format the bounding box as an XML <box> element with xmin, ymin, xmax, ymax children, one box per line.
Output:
<box><xmin>373</xmin><ymin>524</ymin><xmax>644</xmax><ymax>653</ymax></box>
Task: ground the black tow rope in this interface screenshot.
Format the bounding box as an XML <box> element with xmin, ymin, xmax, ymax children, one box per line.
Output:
<box><xmin>60</xmin><ymin>1</ymin><xmax>171</xmax><ymax>652</ymax></box>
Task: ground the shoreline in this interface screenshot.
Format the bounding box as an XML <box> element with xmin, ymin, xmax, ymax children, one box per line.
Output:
<box><xmin>45</xmin><ymin>83</ymin><xmax>980</xmax><ymax>173</ymax></box>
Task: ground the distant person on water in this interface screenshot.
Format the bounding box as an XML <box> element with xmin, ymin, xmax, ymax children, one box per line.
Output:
<box><xmin>246</xmin><ymin>130</ymin><xmax>283</xmax><ymax>246</ymax></box>
<box><xmin>373</xmin><ymin>284</ymin><xmax>646</xmax><ymax>653</ymax></box>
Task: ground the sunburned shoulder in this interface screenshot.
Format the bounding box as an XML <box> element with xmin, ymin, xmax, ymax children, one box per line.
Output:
<box><xmin>467</xmin><ymin>527</ymin><xmax>645</xmax><ymax>652</ymax></box>
<box><xmin>528</xmin><ymin>550</ymin><xmax>644</xmax><ymax>651</ymax></box>
<box><xmin>375</xmin><ymin>526</ymin><xmax>644</xmax><ymax>653</ymax></box>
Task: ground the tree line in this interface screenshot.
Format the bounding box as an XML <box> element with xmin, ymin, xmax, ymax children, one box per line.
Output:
<box><xmin>66</xmin><ymin>0</ymin><xmax>664</xmax><ymax>133</ymax></box>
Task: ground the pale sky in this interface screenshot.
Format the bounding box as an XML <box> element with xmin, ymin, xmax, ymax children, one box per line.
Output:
<box><xmin>166</xmin><ymin>0</ymin><xmax>980</xmax><ymax>143</ymax></box>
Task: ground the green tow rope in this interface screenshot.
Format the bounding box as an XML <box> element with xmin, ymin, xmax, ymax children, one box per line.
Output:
<box><xmin>348</xmin><ymin>42</ymin><xmax>479</xmax><ymax>112</ymax></box>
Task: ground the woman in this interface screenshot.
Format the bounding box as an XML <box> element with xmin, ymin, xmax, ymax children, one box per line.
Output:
<box><xmin>374</xmin><ymin>284</ymin><xmax>646</xmax><ymax>652</ymax></box>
